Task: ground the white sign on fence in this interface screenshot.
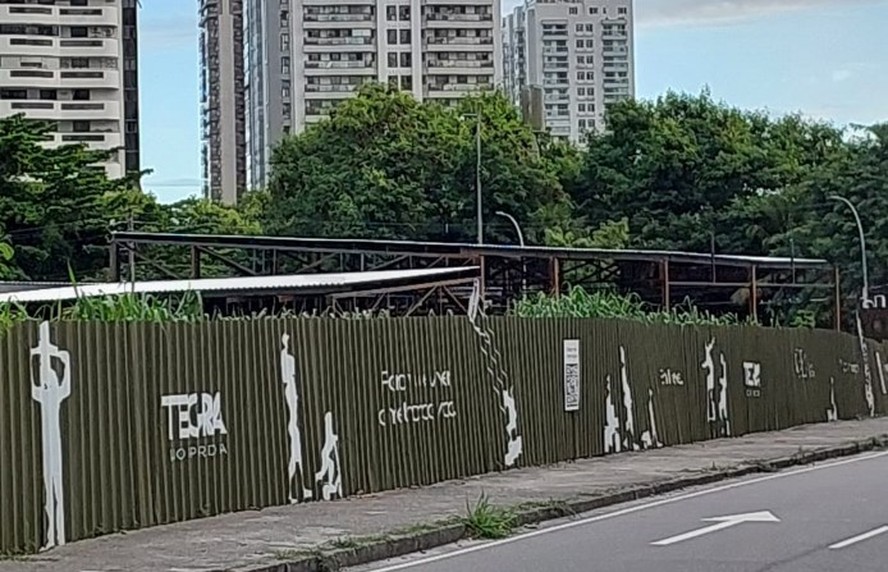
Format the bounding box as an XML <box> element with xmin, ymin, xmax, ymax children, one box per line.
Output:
<box><xmin>563</xmin><ymin>339</ymin><xmax>580</xmax><ymax>411</ymax></box>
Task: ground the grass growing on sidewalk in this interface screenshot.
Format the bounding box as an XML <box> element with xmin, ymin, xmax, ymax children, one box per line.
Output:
<box><xmin>461</xmin><ymin>493</ymin><xmax>517</xmax><ymax>539</ymax></box>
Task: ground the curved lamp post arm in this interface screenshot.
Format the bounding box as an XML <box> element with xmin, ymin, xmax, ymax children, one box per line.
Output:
<box><xmin>829</xmin><ymin>195</ymin><xmax>869</xmax><ymax>303</ymax></box>
<box><xmin>495</xmin><ymin>211</ymin><xmax>525</xmax><ymax>247</ymax></box>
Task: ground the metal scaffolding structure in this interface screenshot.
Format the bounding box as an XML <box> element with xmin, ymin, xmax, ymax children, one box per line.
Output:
<box><xmin>109</xmin><ymin>231</ymin><xmax>840</xmax><ymax>326</ymax></box>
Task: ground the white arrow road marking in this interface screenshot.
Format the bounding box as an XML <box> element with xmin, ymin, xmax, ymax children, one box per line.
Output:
<box><xmin>829</xmin><ymin>526</ymin><xmax>888</xmax><ymax>550</ymax></box>
<box><xmin>651</xmin><ymin>511</ymin><xmax>781</xmax><ymax>546</ymax></box>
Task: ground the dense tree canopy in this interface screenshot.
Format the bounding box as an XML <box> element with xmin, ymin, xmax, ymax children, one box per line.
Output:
<box><xmin>266</xmin><ymin>84</ymin><xmax>571</xmax><ymax>244</ymax></box>
<box><xmin>3</xmin><ymin>85</ymin><xmax>887</xmax><ymax>325</ymax></box>
<box><xmin>0</xmin><ymin>115</ymin><xmax>261</xmax><ymax>281</ymax></box>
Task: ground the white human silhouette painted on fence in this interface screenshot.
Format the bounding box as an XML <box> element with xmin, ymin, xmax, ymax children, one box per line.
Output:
<box><xmin>315</xmin><ymin>411</ymin><xmax>342</xmax><ymax>501</ymax></box>
<box><xmin>702</xmin><ymin>338</ymin><xmax>731</xmax><ymax>437</ymax></box>
<box><xmin>640</xmin><ymin>388</ymin><xmax>663</xmax><ymax>449</ymax></box>
<box><xmin>827</xmin><ymin>378</ymin><xmax>838</xmax><ymax>422</ymax></box>
<box><xmin>618</xmin><ymin>346</ymin><xmax>637</xmax><ymax>450</ymax></box>
<box><xmin>601</xmin><ymin>346</ymin><xmax>661</xmax><ymax>453</ymax></box>
<box><xmin>603</xmin><ymin>375</ymin><xmax>621</xmax><ymax>454</ymax></box>
<box><xmin>30</xmin><ymin>321</ymin><xmax>71</xmax><ymax>551</ymax></box>
<box><xmin>280</xmin><ymin>333</ymin><xmax>311</xmax><ymax>503</ymax></box>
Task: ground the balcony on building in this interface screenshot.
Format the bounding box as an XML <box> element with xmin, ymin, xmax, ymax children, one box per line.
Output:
<box><xmin>304</xmin><ymin>53</ymin><xmax>376</xmax><ymax>74</ymax></box>
<box><xmin>58</xmin><ymin>5</ymin><xmax>119</xmax><ymax>26</ymax></box>
<box><xmin>425</xmin><ymin>32</ymin><xmax>494</xmax><ymax>51</ymax></box>
<box><xmin>303</xmin><ymin>5</ymin><xmax>375</xmax><ymax>27</ymax></box>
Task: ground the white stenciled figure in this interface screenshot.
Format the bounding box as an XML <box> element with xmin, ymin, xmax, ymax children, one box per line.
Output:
<box><xmin>827</xmin><ymin>378</ymin><xmax>838</xmax><ymax>422</ymax></box>
<box><xmin>702</xmin><ymin>339</ymin><xmax>717</xmax><ymax>422</ymax></box>
<box><xmin>501</xmin><ymin>387</ymin><xmax>523</xmax><ymax>467</ymax></box>
<box><xmin>30</xmin><ymin>321</ymin><xmax>71</xmax><ymax>551</ymax></box>
<box><xmin>619</xmin><ymin>346</ymin><xmax>638</xmax><ymax>451</ymax></box>
<box><xmin>280</xmin><ymin>333</ymin><xmax>311</xmax><ymax>503</ymax></box>
<box><xmin>315</xmin><ymin>411</ymin><xmax>342</xmax><ymax>501</ymax></box>
<box><xmin>603</xmin><ymin>375</ymin><xmax>621</xmax><ymax>454</ymax></box>
<box><xmin>640</xmin><ymin>389</ymin><xmax>663</xmax><ymax>449</ymax></box>
<box><xmin>718</xmin><ymin>354</ymin><xmax>731</xmax><ymax>436</ymax></box>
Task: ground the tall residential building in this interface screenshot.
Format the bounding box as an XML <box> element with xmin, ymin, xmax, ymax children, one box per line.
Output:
<box><xmin>238</xmin><ymin>0</ymin><xmax>503</xmax><ymax>191</ymax></box>
<box><xmin>243</xmin><ymin>0</ymin><xmax>290</xmax><ymax>192</ymax></box>
<box><xmin>199</xmin><ymin>0</ymin><xmax>246</xmax><ymax>204</ymax></box>
<box><xmin>504</xmin><ymin>0</ymin><xmax>634</xmax><ymax>142</ymax></box>
<box><xmin>0</xmin><ymin>0</ymin><xmax>140</xmax><ymax>179</ymax></box>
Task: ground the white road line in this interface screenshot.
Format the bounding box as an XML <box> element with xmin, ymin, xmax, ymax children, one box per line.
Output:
<box><xmin>828</xmin><ymin>526</ymin><xmax>888</xmax><ymax>550</ymax></box>
<box><xmin>365</xmin><ymin>451</ymin><xmax>888</xmax><ymax>572</ymax></box>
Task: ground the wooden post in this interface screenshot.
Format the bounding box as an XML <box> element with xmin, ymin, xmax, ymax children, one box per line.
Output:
<box><xmin>750</xmin><ymin>265</ymin><xmax>758</xmax><ymax>323</ymax></box>
<box><xmin>190</xmin><ymin>246</ymin><xmax>202</xmax><ymax>279</ymax></box>
<box><xmin>551</xmin><ymin>257</ymin><xmax>561</xmax><ymax>296</ymax></box>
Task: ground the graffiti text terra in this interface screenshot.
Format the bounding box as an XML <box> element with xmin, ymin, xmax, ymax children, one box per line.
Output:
<box><xmin>378</xmin><ymin>369</ymin><xmax>457</xmax><ymax>426</ymax></box>
<box><xmin>161</xmin><ymin>392</ymin><xmax>229</xmax><ymax>461</ymax></box>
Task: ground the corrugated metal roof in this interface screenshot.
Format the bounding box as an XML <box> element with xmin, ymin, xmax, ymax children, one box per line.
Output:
<box><xmin>111</xmin><ymin>231</ymin><xmax>832</xmax><ymax>270</ymax></box>
<box><xmin>0</xmin><ymin>268</ymin><xmax>477</xmax><ymax>304</ymax></box>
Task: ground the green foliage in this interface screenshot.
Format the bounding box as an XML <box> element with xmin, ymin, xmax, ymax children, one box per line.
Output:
<box><xmin>462</xmin><ymin>494</ymin><xmax>517</xmax><ymax>540</ymax></box>
<box><xmin>0</xmin><ymin>114</ymin><xmax>132</xmax><ymax>280</ymax></box>
<box><xmin>61</xmin><ymin>292</ymin><xmax>204</xmax><ymax>322</ymax></box>
<box><xmin>266</xmin><ymin>84</ymin><xmax>571</xmax><ymax>244</ymax></box>
<box><xmin>514</xmin><ymin>287</ymin><xmax>753</xmax><ymax>326</ymax></box>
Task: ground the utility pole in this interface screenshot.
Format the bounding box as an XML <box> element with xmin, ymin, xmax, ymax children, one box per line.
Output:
<box><xmin>475</xmin><ymin>112</ymin><xmax>482</xmax><ymax>245</ymax></box>
<box><xmin>128</xmin><ymin>212</ymin><xmax>135</xmax><ymax>286</ymax></box>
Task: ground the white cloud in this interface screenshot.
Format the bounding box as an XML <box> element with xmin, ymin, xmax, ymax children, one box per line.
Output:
<box><xmin>831</xmin><ymin>69</ymin><xmax>853</xmax><ymax>82</ymax></box>
<box><xmin>636</xmin><ymin>0</ymin><xmax>884</xmax><ymax>28</ymax></box>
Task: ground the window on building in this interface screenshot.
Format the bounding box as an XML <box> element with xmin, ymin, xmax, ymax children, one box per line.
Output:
<box><xmin>73</xmin><ymin>120</ymin><xmax>90</xmax><ymax>132</ymax></box>
<box><xmin>387</xmin><ymin>29</ymin><xmax>397</xmax><ymax>44</ymax></box>
<box><xmin>399</xmin><ymin>29</ymin><xmax>410</xmax><ymax>44</ymax></box>
<box><xmin>281</xmin><ymin>33</ymin><xmax>289</xmax><ymax>50</ymax></box>
<box><xmin>399</xmin><ymin>52</ymin><xmax>411</xmax><ymax>67</ymax></box>
<box><xmin>386</xmin><ymin>6</ymin><xmax>396</xmax><ymax>20</ymax></box>
<box><xmin>281</xmin><ymin>56</ymin><xmax>290</xmax><ymax>74</ymax></box>
<box><xmin>578</xmin><ymin>87</ymin><xmax>585</xmax><ymax>96</ymax></box>
<box><xmin>401</xmin><ymin>75</ymin><xmax>412</xmax><ymax>89</ymax></box>
<box><xmin>586</xmin><ymin>23</ymin><xmax>594</xmax><ymax>32</ymax></box>
<box><xmin>618</xmin><ymin>7</ymin><xmax>628</xmax><ymax>14</ymax></box>
<box><xmin>280</xmin><ymin>10</ymin><xmax>289</xmax><ymax>26</ymax></box>
<box><xmin>73</xmin><ymin>89</ymin><xmax>90</xmax><ymax>100</ymax></box>
<box><xmin>70</xmin><ymin>26</ymin><xmax>88</xmax><ymax>38</ymax></box>
<box><xmin>588</xmin><ymin>7</ymin><xmax>598</xmax><ymax>14</ymax></box>
<box><xmin>388</xmin><ymin>52</ymin><xmax>398</xmax><ymax>67</ymax></box>
<box><xmin>282</xmin><ymin>80</ymin><xmax>290</xmax><ymax>99</ymax></box>
<box><xmin>399</xmin><ymin>6</ymin><xmax>410</xmax><ymax>20</ymax></box>
<box><xmin>569</xmin><ymin>7</ymin><xmax>577</xmax><ymax>15</ymax></box>
<box><xmin>576</xmin><ymin>39</ymin><xmax>583</xmax><ymax>48</ymax></box>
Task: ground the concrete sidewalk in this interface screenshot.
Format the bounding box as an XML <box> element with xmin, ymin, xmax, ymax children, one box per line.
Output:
<box><xmin>6</xmin><ymin>418</ymin><xmax>888</xmax><ymax>572</ymax></box>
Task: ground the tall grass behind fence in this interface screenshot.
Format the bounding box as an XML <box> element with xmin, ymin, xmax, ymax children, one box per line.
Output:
<box><xmin>0</xmin><ymin>317</ymin><xmax>885</xmax><ymax>555</ymax></box>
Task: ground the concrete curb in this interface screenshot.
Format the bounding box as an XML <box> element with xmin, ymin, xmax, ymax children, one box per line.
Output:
<box><xmin>252</xmin><ymin>435</ymin><xmax>888</xmax><ymax>572</ymax></box>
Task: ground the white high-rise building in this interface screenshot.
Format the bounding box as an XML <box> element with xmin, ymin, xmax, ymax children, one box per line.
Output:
<box><xmin>0</xmin><ymin>0</ymin><xmax>141</xmax><ymax>179</ymax></box>
<box><xmin>239</xmin><ymin>0</ymin><xmax>503</xmax><ymax>191</ymax></box>
<box><xmin>504</xmin><ymin>0</ymin><xmax>634</xmax><ymax>142</ymax></box>
<box><xmin>199</xmin><ymin>0</ymin><xmax>246</xmax><ymax>204</ymax></box>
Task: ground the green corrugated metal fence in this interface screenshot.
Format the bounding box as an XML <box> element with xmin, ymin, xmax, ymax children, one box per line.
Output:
<box><xmin>0</xmin><ymin>317</ymin><xmax>885</xmax><ymax>554</ymax></box>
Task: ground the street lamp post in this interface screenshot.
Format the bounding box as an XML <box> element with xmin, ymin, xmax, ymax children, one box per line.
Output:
<box><xmin>495</xmin><ymin>210</ymin><xmax>527</xmax><ymax>295</ymax></box>
<box><xmin>829</xmin><ymin>195</ymin><xmax>869</xmax><ymax>303</ymax></box>
<box><xmin>464</xmin><ymin>113</ymin><xmax>483</xmax><ymax>245</ymax></box>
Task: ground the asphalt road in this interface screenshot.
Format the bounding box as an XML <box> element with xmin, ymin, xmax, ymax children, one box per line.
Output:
<box><xmin>355</xmin><ymin>451</ymin><xmax>888</xmax><ymax>572</ymax></box>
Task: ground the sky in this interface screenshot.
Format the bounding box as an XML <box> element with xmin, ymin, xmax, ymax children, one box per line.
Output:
<box><xmin>138</xmin><ymin>0</ymin><xmax>888</xmax><ymax>203</ymax></box>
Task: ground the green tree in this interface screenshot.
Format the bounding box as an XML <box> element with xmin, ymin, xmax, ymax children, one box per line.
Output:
<box><xmin>581</xmin><ymin>90</ymin><xmax>847</xmax><ymax>254</ymax></box>
<box><xmin>266</xmin><ymin>84</ymin><xmax>570</xmax><ymax>244</ymax></box>
<box><xmin>0</xmin><ymin>114</ymin><xmax>131</xmax><ymax>280</ymax></box>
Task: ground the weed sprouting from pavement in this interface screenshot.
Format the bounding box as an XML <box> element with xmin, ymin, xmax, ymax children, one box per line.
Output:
<box><xmin>462</xmin><ymin>493</ymin><xmax>516</xmax><ymax>539</ymax></box>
